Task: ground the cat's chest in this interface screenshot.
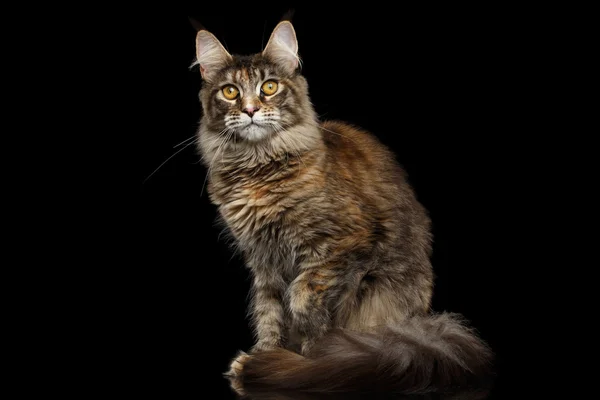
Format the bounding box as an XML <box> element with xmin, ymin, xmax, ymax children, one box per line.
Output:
<box><xmin>211</xmin><ymin>174</ymin><xmax>301</xmax><ymax>278</ymax></box>
<box><xmin>209</xmin><ymin>171</ymin><xmax>295</xmax><ymax>245</ymax></box>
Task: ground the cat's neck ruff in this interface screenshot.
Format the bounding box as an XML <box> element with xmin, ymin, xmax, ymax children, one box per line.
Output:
<box><xmin>199</xmin><ymin>122</ymin><xmax>323</xmax><ymax>172</ymax></box>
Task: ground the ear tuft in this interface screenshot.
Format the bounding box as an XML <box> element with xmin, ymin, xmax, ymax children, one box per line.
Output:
<box><xmin>188</xmin><ymin>16</ymin><xmax>205</xmax><ymax>32</ymax></box>
<box><xmin>280</xmin><ymin>9</ymin><xmax>295</xmax><ymax>23</ymax></box>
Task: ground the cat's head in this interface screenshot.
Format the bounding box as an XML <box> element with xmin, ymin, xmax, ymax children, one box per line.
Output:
<box><xmin>194</xmin><ymin>21</ymin><xmax>317</xmax><ymax>146</ymax></box>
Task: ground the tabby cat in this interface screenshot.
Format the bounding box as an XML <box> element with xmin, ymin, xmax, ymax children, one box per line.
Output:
<box><xmin>192</xmin><ymin>18</ymin><xmax>493</xmax><ymax>398</ymax></box>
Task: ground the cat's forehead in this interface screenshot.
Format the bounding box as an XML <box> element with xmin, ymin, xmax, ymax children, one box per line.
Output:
<box><xmin>216</xmin><ymin>55</ymin><xmax>280</xmax><ymax>85</ymax></box>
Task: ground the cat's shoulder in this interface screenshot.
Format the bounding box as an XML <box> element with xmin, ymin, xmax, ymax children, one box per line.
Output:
<box><xmin>319</xmin><ymin>120</ymin><xmax>390</xmax><ymax>154</ymax></box>
<box><xmin>320</xmin><ymin>120</ymin><xmax>368</xmax><ymax>138</ymax></box>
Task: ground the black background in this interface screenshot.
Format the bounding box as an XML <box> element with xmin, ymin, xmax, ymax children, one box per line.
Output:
<box><xmin>107</xmin><ymin>4</ymin><xmax>536</xmax><ymax>399</ymax></box>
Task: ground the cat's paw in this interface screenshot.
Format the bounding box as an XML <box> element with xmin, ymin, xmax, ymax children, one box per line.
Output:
<box><xmin>224</xmin><ymin>350</ymin><xmax>251</xmax><ymax>397</ymax></box>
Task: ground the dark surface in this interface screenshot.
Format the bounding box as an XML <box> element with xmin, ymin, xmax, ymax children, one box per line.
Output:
<box><xmin>104</xmin><ymin>4</ymin><xmax>534</xmax><ymax>399</ymax></box>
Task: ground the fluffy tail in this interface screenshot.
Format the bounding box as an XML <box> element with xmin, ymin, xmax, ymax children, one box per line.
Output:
<box><xmin>237</xmin><ymin>313</ymin><xmax>494</xmax><ymax>399</ymax></box>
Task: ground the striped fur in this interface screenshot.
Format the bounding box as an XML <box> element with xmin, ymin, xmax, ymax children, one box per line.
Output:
<box><xmin>193</xmin><ymin>20</ymin><xmax>493</xmax><ymax>398</ymax></box>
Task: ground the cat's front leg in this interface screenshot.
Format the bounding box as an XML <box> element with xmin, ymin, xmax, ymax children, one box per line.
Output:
<box><xmin>226</xmin><ymin>270</ymin><xmax>284</xmax><ymax>394</ymax></box>
<box><xmin>224</xmin><ymin>350</ymin><xmax>250</xmax><ymax>396</ymax></box>
<box><xmin>248</xmin><ymin>270</ymin><xmax>286</xmax><ymax>352</ymax></box>
<box><xmin>288</xmin><ymin>267</ymin><xmax>342</xmax><ymax>355</ymax></box>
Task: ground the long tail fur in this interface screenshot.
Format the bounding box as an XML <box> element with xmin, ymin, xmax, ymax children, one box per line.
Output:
<box><xmin>237</xmin><ymin>313</ymin><xmax>494</xmax><ymax>399</ymax></box>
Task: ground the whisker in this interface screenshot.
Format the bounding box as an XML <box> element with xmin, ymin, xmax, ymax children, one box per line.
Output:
<box><xmin>143</xmin><ymin>140</ymin><xmax>198</xmax><ymax>183</ymax></box>
<box><xmin>200</xmin><ymin>129</ymin><xmax>235</xmax><ymax>197</ymax></box>
<box><xmin>203</xmin><ymin>132</ymin><xmax>226</xmax><ymax>150</ymax></box>
<box><xmin>173</xmin><ymin>135</ymin><xmax>198</xmax><ymax>148</ymax></box>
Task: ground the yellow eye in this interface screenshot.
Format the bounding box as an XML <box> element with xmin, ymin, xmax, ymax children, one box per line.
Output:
<box><xmin>222</xmin><ymin>85</ymin><xmax>239</xmax><ymax>100</ymax></box>
<box><xmin>261</xmin><ymin>80</ymin><xmax>278</xmax><ymax>96</ymax></box>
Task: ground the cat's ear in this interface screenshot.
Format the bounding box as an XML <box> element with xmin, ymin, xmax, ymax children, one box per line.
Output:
<box><xmin>262</xmin><ymin>21</ymin><xmax>299</xmax><ymax>75</ymax></box>
<box><xmin>195</xmin><ymin>30</ymin><xmax>232</xmax><ymax>81</ymax></box>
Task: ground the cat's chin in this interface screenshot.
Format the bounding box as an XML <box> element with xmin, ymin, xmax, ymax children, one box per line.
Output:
<box><xmin>238</xmin><ymin>124</ymin><xmax>271</xmax><ymax>142</ymax></box>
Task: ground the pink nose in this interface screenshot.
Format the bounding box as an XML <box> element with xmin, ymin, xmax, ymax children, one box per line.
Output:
<box><xmin>242</xmin><ymin>106</ymin><xmax>260</xmax><ymax>117</ymax></box>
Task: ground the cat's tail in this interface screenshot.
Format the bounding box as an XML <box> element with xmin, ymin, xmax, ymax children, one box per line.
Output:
<box><xmin>232</xmin><ymin>313</ymin><xmax>494</xmax><ymax>399</ymax></box>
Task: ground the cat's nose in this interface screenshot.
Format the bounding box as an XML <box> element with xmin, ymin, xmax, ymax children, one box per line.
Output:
<box><xmin>242</xmin><ymin>106</ymin><xmax>260</xmax><ymax>117</ymax></box>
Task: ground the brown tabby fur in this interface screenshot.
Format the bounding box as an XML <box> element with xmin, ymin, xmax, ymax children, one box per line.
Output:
<box><xmin>193</xmin><ymin>18</ymin><xmax>493</xmax><ymax>399</ymax></box>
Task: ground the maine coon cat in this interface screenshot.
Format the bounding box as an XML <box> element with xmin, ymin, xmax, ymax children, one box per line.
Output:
<box><xmin>192</xmin><ymin>18</ymin><xmax>493</xmax><ymax>398</ymax></box>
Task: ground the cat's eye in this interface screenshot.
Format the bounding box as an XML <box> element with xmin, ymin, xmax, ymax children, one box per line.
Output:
<box><xmin>261</xmin><ymin>80</ymin><xmax>278</xmax><ymax>96</ymax></box>
<box><xmin>222</xmin><ymin>85</ymin><xmax>240</xmax><ymax>100</ymax></box>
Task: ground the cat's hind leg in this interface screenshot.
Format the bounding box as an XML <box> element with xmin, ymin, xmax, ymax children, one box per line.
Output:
<box><xmin>287</xmin><ymin>267</ymin><xmax>349</xmax><ymax>354</ymax></box>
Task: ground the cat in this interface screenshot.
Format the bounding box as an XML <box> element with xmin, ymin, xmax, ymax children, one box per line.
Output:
<box><xmin>192</xmin><ymin>17</ymin><xmax>493</xmax><ymax>398</ymax></box>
